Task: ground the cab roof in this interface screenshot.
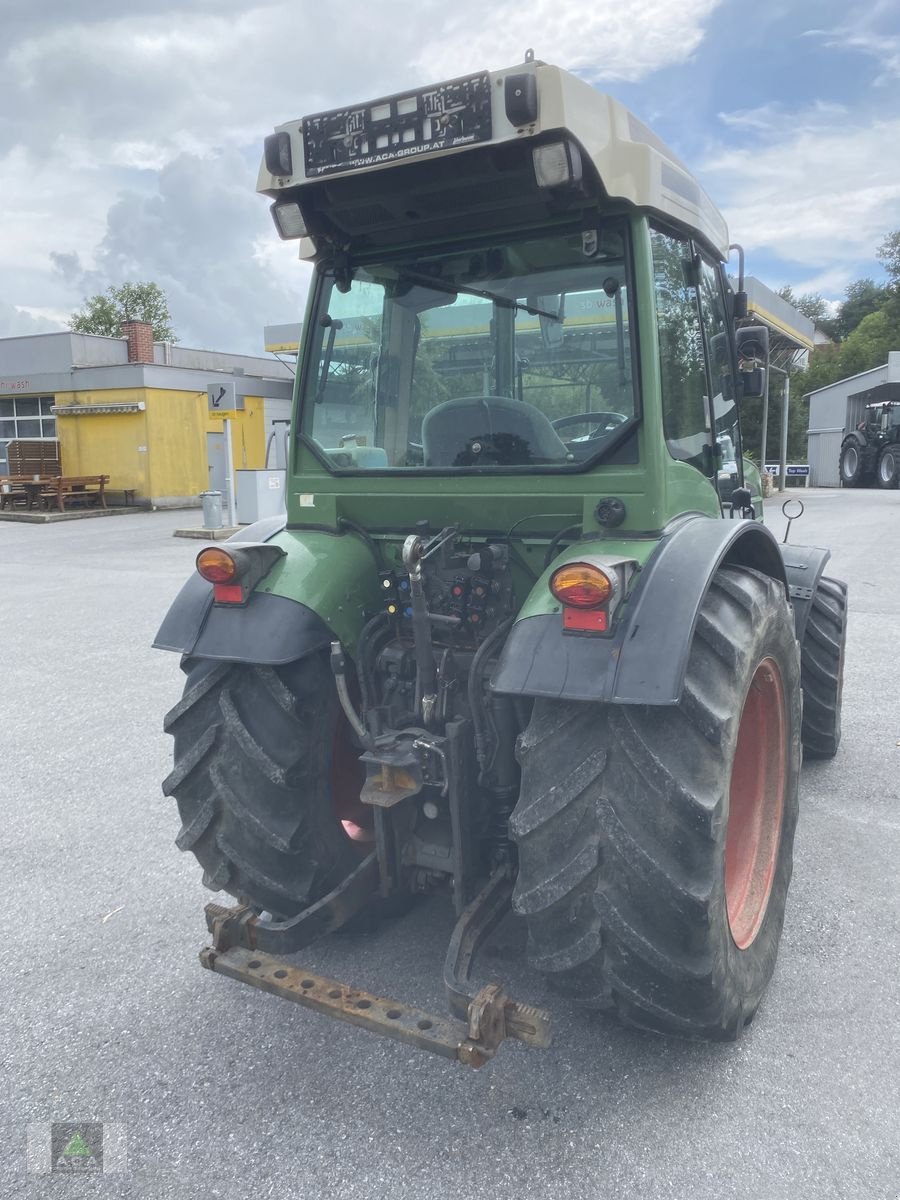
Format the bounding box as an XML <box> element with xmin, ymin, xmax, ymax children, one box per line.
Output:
<box><xmin>258</xmin><ymin>60</ymin><xmax>729</xmax><ymax>260</ymax></box>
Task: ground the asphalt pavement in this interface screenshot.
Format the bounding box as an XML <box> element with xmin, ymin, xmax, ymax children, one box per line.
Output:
<box><xmin>2</xmin><ymin>487</ymin><xmax>899</xmax><ymax>1199</ymax></box>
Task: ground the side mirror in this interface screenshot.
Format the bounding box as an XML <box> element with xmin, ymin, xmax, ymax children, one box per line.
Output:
<box><xmin>735</xmin><ymin>325</ymin><xmax>769</xmax><ymax>400</ymax></box>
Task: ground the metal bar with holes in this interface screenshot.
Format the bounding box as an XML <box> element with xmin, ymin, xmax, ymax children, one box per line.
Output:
<box><xmin>199</xmin><ymin>861</ymin><xmax>551</xmax><ymax>1068</ymax></box>
<box><xmin>200</xmin><ymin>945</ymin><xmax>474</xmax><ymax>1061</ymax></box>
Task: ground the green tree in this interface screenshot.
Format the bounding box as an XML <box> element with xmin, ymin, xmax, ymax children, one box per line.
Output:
<box><xmin>776</xmin><ymin>286</ymin><xmax>824</xmax><ymax>323</ymax></box>
<box><xmin>877</xmin><ymin>230</ymin><xmax>900</xmax><ymax>289</ymax></box>
<box><xmin>70</xmin><ymin>281</ymin><xmax>177</xmax><ymax>342</ymax></box>
<box><xmin>834</xmin><ymin>278</ymin><xmax>890</xmax><ymax>339</ymax></box>
<box><xmin>776</xmin><ymin>286</ymin><xmax>839</xmax><ymax>339</ymax></box>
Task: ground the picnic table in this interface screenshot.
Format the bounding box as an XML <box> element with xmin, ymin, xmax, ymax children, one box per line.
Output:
<box><xmin>0</xmin><ymin>475</ymin><xmax>109</xmax><ymax>513</ymax></box>
<box><xmin>0</xmin><ymin>476</ymin><xmax>44</xmax><ymax>511</ymax></box>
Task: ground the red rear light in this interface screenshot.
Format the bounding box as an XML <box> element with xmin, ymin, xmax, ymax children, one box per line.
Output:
<box><xmin>549</xmin><ymin>563</ymin><xmax>613</xmax><ymax>609</ymax></box>
<box><xmin>563</xmin><ymin>607</ymin><xmax>608</xmax><ymax>632</ymax></box>
<box><xmin>196</xmin><ymin>547</ymin><xmax>237</xmax><ymax>583</ymax></box>
<box><xmin>213</xmin><ymin>583</ymin><xmax>244</xmax><ymax>604</ymax></box>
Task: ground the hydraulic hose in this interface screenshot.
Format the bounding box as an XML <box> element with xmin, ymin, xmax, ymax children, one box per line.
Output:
<box><xmin>468</xmin><ymin>615</ymin><xmax>515</xmax><ymax>776</ymax></box>
<box><xmin>356</xmin><ymin>611</ymin><xmax>390</xmax><ymax>735</ymax></box>
<box><xmin>329</xmin><ymin>641</ymin><xmax>373</xmax><ymax>749</ymax></box>
<box><xmin>543</xmin><ymin>523</ymin><xmax>582</xmax><ymax>572</ymax></box>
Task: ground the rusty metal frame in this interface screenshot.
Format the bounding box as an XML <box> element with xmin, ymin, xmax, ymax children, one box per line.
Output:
<box><xmin>200</xmin><ymin>943</ymin><xmax>549</xmax><ymax>1068</ymax></box>
<box><xmin>199</xmin><ymin>862</ymin><xmax>551</xmax><ymax>1068</ymax></box>
<box><xmin>205</xmin><ymin>851</ymin><xmax>379</xmax><ymax>955</ymax></box>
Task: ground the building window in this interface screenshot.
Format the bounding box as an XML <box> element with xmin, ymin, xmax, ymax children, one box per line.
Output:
<box><xmin>0</xmin><ymin>395</ymin><xmax>56</xmax><ymax>439</ymax></box>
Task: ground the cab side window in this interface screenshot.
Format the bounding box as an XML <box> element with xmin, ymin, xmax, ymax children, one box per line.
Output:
<box><xmin>696</xmin><ymin>256</ymin><xmax>742</xmax><ymax>481</ymax></box>
<box><xmin>650</xmin><ymin>226</ymin><xmax>711</xmax><ymax>473</ymax></box>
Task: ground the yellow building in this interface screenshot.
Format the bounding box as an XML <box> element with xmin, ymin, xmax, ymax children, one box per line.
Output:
<box><xmin>0</xmin><ymin>323</ymin><xmax>292</xmax><ymax>507</ymax></box>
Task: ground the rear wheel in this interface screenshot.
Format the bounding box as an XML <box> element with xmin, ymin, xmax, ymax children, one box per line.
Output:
<box><xmin>877</xmin><ymin>445</ymin><xmax>900</xmax><ymax>489</ymax></box>
<box><xmin>800</xmin><ymin>576</ymin><xmax>848</xmax><ymax>759</ymax></box>
<box><xmin>163</xmin><ymin>652</ymin><xmax>370</xmax><ymax>918</ymax></box>
<box><xmin>511</xmin><ymin>567</ymin><xmax>802</xmax><ymax>1040</ymax></box>
<box><xmin>839</xmin><ymin>439</ymin><xmax>866</xmax><ymax>487</ymax></box>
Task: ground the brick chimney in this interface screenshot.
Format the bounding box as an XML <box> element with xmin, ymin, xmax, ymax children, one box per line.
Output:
<box><xmin>121</xmin><ymin>320</ymin><xmax>155</xmax><ymax>363</ymax></box>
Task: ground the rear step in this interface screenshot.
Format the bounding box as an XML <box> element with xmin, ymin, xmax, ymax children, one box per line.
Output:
<box><xmin>199</xmin><ymin>862</ymin><xmax>552</xmax><ymax>1068</ymax></box>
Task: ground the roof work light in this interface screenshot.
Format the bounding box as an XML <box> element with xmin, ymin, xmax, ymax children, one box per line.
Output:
<box><xmin>270</xmin><ymin>201</ymin><xmax>308</xmax><ymax>240</ymax></box>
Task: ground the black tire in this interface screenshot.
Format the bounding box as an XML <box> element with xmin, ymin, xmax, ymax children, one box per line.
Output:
<box><xmin>163</xmin><ymin>653</ymin><xmax>367</xmax><ymax>918</ymax></box>
<box><xmin>877</xmin><ymin>445</ymin><xmax>900</xmax><ymax>489</ymax></box>
<box><xmin>511</xmin><ymin>567</ymin><xmax>802</xmax><ymax>1041</ymax></box>
<box><xmin>800</xmin><ymin>576</ymin><xmax>848</xmax><ymax>759</ymax></box>
<box><xmin>839</xmin><ymin>438</ymin><xmax>866</xmax><ymax>487</ymax></box>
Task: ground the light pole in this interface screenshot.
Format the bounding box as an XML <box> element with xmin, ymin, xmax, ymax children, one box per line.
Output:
<box><xmin>767</xmin><ymin>363</ymin><xmax>791</xmax><ymax>493</ymax></box>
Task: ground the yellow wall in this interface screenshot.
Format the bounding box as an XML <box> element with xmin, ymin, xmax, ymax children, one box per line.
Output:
<box><xmin>54</xmin><ymin>387</ymin><xmax>266</xmax><ymax>504</ymax></box>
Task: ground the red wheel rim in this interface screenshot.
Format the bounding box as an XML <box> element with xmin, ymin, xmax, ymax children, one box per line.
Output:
<box><xmin>330</xmin><ymin>708</ymin><xmax>374</xmax><ymax>845</ymax></box>
<box><xmin>725</xmin><ymin>657</ymin><xmax>787</xmax><ymax>949</ymax></box>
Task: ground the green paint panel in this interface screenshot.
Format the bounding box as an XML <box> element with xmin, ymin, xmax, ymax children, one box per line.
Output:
<box><xmin>257</xmin><ymin>528</ymin><xmax>383</xmax><ymax>649</ymax></box>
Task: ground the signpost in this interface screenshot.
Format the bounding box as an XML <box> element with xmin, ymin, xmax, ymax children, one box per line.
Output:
<box><xmin>207</xmin><ymin>382</ymin><xmax>244</xmax><ymax>528</ymax></box>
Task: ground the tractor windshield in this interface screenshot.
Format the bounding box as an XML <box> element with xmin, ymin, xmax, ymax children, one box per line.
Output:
<box><xmin>299</xmin><ymin>222</ymin><xmax>637</xmax><ymax>471</ymax></box>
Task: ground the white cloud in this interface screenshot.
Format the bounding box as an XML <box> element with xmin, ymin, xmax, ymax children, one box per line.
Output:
<box><xmin>2</xmin><ymin>0</ymin><xmax>723</xmax><ymax>351</ymax></box>
<box><xmin>4</xmin><ymin>0</ymin><xmax>723</xmax><ymax>166</ymax></box>
<box><xmin>414</xmin><ymin>0</ymin><xmax>721</xmax><ymax>83</ymax></box>
<box><xmin>808</xmin><ymin>26</ymin><xmax>900</xmax><ymax>85</ymax></box>
<box><xmin>702</xmin><ymin>106</ymin><xmax>900</xmax><ymax>289</ymax></box>
<box><xmin>717</xmin><ymin>101</ymin><xmax>848</xmax><ymax>132</ymax></box>
<box><xmin>52</xmin><ymin>150</ymin><xmax>310</xmax><ymax>353</ymax></box>
<box><xmin>0</xmin><ymin>302</ymin><xmax>65</xmax><ymax>339</ymax></box>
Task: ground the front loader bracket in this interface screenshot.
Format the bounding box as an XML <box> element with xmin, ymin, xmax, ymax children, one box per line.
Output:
<box><xmin>199</xmin><ymin>863</ymin><xmax>551</xmax><ymax>1068</ymax></box>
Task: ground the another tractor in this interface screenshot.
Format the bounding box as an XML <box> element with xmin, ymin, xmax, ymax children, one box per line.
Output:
<box><xmin>155</xmin><ymin>55</ymin><xmax>849</xmax><ymax>1066</ymax></box>
<box><xmin>839</xmin><ymin>389</ymin><xmax>900</xmax><ymax>488</ymax></box>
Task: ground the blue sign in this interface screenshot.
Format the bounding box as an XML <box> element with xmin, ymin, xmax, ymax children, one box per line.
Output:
<box><xmin>765</xmin><ymin>464</ymin><xmax>809</xmax><ymax>476</ymax></box>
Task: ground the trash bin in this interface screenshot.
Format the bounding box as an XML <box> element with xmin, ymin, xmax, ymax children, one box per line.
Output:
<box><xmin>199</xmin><ymin>490</ymin><xmax>224</xmax><ymax>529</ymax></box>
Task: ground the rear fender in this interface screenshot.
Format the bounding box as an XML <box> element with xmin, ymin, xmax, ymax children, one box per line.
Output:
<box><xmin>781</xmin><ymin>543</ymin><xmax>831</xmax><ymax>642</ymax></box>
<box><xmin>492</xmin><ymin>515</ymin><xmax>790</xmax><ymax>706</ymax></box>
<box><xmin>153</xmin><ymin>516</ymin><xmax>380</xmax><ymax>665</ymax></box>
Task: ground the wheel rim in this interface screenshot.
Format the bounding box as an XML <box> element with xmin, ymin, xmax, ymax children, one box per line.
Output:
<box><xmin>331</xmin><ymin>708</ymin><xmax>374</xmax><ymax>844</ymax></box>
<box><xmin>843</xmin><ymin>446</ymin><xmax>858</xmax><ymax>478</ymax></box>
<box><xmin>880</xmin><ymin>451</ymin><xmax>895</xmax><ymax>482</ymax></box>
<box><xmin>726</xmin><ymin>658</ymin><xmax>787</xmax><ymax>949</ymax></box>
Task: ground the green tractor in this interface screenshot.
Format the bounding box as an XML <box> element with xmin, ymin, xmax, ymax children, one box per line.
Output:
<box><xmin>155</xmin><ymin>56</ymin><xmax>849</xmax><ymax>1066</ymax></box>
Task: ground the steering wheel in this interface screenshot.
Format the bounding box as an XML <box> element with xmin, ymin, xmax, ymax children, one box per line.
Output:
<box><xmin>552</xmin><ymin>411</ymin><xmax>628</xmax><ymax>441</ymax></box>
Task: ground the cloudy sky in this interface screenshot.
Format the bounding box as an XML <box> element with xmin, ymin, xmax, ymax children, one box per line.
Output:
<box><xmin>4</xmin><ymin>0</ymin><xmax>899</xmax><ymax>352</ymax></box>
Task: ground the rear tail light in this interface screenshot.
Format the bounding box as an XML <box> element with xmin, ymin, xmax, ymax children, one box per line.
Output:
<box><xmin>548</xmin><ymin>555</ymin><xmax>637</xmax><ymax>635</ymax></box>
<box><xmin>196</xmin><ymin>547</ymin><xmax>238</xmax><ymax>583</ymax></box>
<box><xmin>195</xmin><ymin>541</ymin><xmax>286</xmax><ymax>605</ymax></box>
<box><xmin>549</xmin><ymin>563</ymin><xmax>613</xmax><ymax>609</ymax></box>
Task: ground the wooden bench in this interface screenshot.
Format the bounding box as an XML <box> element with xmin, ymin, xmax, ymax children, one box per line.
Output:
<box><xmin>40</xmin><ymin>475</ymin><xmax>109</xmax><ymax>513</ymax></box>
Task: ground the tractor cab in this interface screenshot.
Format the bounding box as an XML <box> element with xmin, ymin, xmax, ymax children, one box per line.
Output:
<box><xmin>257</xmin><ymin>56</ymin><xmax>768</xmax><ymax>537</ymax></box>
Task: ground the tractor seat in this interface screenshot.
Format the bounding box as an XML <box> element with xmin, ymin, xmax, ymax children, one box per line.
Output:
<box><xmin>421</xmin><ymin>396</ymin><xmax>569</xmax><ymax>467</ymax></box>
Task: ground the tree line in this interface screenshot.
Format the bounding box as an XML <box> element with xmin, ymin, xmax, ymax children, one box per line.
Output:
<box><xmin>736</xmin><ymin>232</ymin><xmax>899</xmax><ymax>464</ymax></box>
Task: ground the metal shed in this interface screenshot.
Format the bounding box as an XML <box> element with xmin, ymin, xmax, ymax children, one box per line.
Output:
<box><xmin>806</xmin><ymin>352</ymin><xmax>900</xmax><ymax>486</ymax></box>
